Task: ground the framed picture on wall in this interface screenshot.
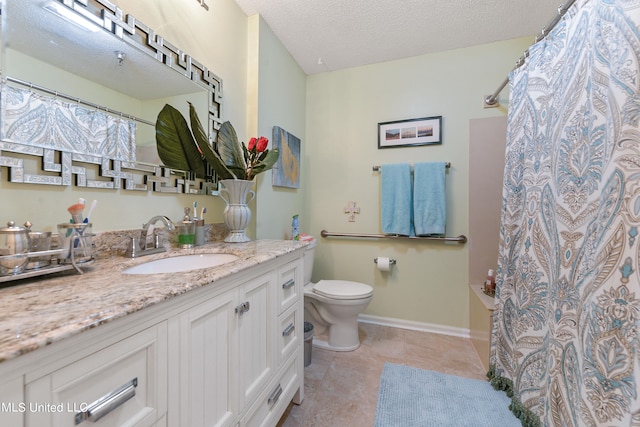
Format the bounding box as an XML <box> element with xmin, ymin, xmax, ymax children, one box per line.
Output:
<box><xmin>378</xmin><ymin>116</ymin><xmax>442</xmax><ymax>148</ymax></box>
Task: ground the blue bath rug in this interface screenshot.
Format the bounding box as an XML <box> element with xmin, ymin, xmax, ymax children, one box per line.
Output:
<box><xmin>374</xmin><ymin>363</ymin><xmax>520</xmax><ymax>427</ymax></box>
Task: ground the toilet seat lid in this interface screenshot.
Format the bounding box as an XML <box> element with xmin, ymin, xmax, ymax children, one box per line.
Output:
<box><xmin>313</xmin><ymin>280</ymin><xmax>373</xmax><ymax>300</ymax></box>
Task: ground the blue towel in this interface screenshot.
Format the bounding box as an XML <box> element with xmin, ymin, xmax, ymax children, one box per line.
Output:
<box><xmin>413</xmin><ymin>162</ymin><xmax>446</xmax><ymax>236</ymax></box>
<box><xmin>381</xmin><ymin>163</ymin><xmax>413</xmax><ymax>235</ymax></box>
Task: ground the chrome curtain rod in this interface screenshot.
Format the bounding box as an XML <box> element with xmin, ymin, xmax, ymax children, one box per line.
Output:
<box><xmin>3</xmin><ymin>76</ymin><xmax>155</xmax><ymax>126</ymax></box>
<box><xmin>321</xmin><ymin>229</ymin><xmax>467</xmax><ymax>244</ymax></box>
<box><xmin>372</xmin><ymin>162</ymin><xmax>451</xmax><ymax>172</ymax></box>
<box><xmin>484</xmin><ymin>0</ymin><xmax>578</xmax><ymax>107</ymax></box>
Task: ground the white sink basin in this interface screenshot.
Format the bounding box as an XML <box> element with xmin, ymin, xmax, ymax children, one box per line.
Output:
<box><xmin>123</xmin><ymin>253</ymin><xmax>239</xmax><ymax>275</ymax></box>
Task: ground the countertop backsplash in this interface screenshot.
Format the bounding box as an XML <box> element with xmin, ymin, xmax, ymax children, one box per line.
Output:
<box><xmin>92</xmin><ymin>222</ymin><xmax>230</xmax><ymax>259</ymax></box>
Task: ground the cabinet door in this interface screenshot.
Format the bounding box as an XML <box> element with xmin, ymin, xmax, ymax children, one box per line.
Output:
<box><xmin>237</xmin><ymin>272</ymin><xmax>276</xmax><ymax>407</ymax></box>
<box><xmin>25</xmin><ymin>323</ymin><xmax>167</xmax><ymax>427</ymax></box>
<box><xmin>177</xmin><ymin>290</ymin><xmax>238</xmax><ymax>427</ymax></box>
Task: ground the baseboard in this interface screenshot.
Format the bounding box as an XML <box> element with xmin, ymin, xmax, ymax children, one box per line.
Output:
<box><xmin>358</xmin><ymin>314</ymin><xmax>471</xmax><ymax>339</ymax></box>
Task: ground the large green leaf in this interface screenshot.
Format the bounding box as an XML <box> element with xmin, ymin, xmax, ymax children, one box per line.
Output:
<box><xmin>252</xmin><ymin>149</ymin><xmax>280</xmax><ymax>175</ymax></box>
<box><xmin>188</xmin><ymin>103</ymin><xmax>235</xmax><ymax>180</ymax></box>
<box><xmin>217</xmin><ymin>121</ymin><xmax>246</xmax><ymax>178</ymax></box>
<box><xmin>155</xmin><ymin>104</ymin><xmax>206</xmax><ymax>178</ymax></box>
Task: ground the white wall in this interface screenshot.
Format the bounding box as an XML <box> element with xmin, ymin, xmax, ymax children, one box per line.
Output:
<box><xmin>305</xmin><ymin>38</ymin><xmax>531</xmax><ymax>329</ymax></box>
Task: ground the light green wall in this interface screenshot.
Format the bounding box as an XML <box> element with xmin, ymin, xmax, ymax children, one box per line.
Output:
<box><xmin>305</xmin><ymin>38</ymin><xmax>531</xmax><ymax>329</ymax></box>
<box><xmin>248</xmin><ymin>16</ymin><xmax>307</xmax><ymax>240</ymax></box>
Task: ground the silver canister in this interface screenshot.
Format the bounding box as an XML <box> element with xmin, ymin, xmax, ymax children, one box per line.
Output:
<box><xmin>0</xmin><ymin>221</ymin><xmax>31</xmax><ymax>275</ymax></box>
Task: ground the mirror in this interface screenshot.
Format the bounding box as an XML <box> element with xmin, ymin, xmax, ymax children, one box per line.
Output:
<box><xmin>0</xmin><ymin>0</ymin><xmax>223</xmax><ymax>193</ymax></box>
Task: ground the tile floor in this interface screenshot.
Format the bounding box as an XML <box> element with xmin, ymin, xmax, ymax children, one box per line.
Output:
<box><xmin>277</xmin><ymin>322</ymin><xmax>488</xmax><ymax>427</ymax></box>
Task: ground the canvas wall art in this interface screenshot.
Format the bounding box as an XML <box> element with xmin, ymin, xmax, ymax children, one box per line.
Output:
<box><xmin>272</xmin><ymin>126</ymin><xmax>300</xmax><ymax>188</ymax></box>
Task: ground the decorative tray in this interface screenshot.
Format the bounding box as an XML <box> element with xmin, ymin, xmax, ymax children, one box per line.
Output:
<box><xmin>0</xmin><ymin>248</ymin><xmax>93</xmax><ymax>283</ymax></box>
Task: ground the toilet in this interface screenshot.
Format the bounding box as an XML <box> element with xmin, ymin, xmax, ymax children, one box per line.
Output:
<box><xmin>303</xmin><ymin>238</ymin><xmax>373</xmax><ymax>351</ymax></box>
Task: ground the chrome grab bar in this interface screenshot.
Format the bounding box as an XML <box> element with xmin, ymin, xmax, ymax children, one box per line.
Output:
<box><xmin>320</xmin><ymin>229</ymin><xmax>467</xmax><ymax>244</ymax></box>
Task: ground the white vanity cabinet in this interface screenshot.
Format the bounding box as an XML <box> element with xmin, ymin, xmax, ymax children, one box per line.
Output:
<box><xmin>170</xmin><ymin>254</ymin><xmax>304</xmax><ymax>427</ymax></box>
<box><xmin>0</xmin><ymin>248</ymin><xmax>305</xmax><ymax>427</ymax></box>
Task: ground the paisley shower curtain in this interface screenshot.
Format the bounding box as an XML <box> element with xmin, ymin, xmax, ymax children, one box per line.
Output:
<box><xmin>1</xmin><ymin>85</ymin><xmax>137</xmax><ymax>161</ymax></box>
<box><xmin>489</xmin><ymin>1</ymin><xmax>640</xmax><ymax>426</ymax></box>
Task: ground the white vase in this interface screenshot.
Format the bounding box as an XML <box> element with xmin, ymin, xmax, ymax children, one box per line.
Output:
<box><xmin>219</xmin><ymin>179</ymin><xmax>255</xmax><ymax>243</ymax></box>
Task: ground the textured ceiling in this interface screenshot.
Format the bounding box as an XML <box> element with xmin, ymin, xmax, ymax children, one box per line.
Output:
<box><xmin>233</xmin><ymin>0</ymin><xmax>564</xmax><ymax>75</ymax></box>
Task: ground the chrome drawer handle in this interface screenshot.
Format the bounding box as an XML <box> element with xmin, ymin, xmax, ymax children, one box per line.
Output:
<box><xmin>282</xmin><ymin>323</ymin><xmax>295</xmax><ymax>337</ymax></box>
<box><xmin>267</xmin><ymin>383</ymin><xmax>283</xmax><ymax>406</ymax></box>
<box><xmin>235</xmin><ymin>301</ymin><xmax>250</xmax><ymax>315</ymax></box>
<box><xmin>75</xmin><ymin>378</ymin><xmax>137</xmax><ymax>425</ymax></box>
<box><xmin>282</xmin><ymin>279</ymin><xmax>295</xmax><ymax>289</ymax></box>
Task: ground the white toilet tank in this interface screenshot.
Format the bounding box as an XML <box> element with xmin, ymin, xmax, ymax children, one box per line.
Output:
<box><xmin>303</xmin><ymin>238</ymin><xmax>317</xmax><ymax>284</ymax></box>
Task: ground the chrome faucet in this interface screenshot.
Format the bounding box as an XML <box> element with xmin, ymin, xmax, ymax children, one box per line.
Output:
<box><xmin>125</xmin><ymin>215</ymin><xmax>175</xmax><ymax>258</ymax></box>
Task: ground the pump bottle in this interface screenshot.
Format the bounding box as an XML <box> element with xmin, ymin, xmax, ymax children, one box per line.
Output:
<box><xmin>292</xmin><ymin>215</ymin><xmax>300</xmax><ymax>241</ymax></box>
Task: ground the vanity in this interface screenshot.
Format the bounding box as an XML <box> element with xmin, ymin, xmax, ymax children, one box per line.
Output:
<box><xmin>0</xmin><ymin>239</ymin><xmax>307</xmax><ymax>427</ymax></box>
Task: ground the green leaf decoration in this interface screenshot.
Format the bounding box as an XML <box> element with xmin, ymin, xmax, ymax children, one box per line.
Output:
<box><xmin>252</xmin><ymin>148</ymin><xmax>279</xmax><ymax>174</ymax></box>
<box><xmin>155</xmin><ymin>104</ymin><xmax>206</xmax><ymax>178</ymax></box>
<box><xmin>188</xmin><ymin>103</ymin><xmax>235</xmax><ymax>180</ymax></box>
<box><xmin>156</xmin><ymin>104</ymin><xmax>279</xmax><ymax>182</ymax></box>
<box><xmin>217</xmin><ymin>121</ymin><xmax>246</xmax><ymax>178</ymax></box>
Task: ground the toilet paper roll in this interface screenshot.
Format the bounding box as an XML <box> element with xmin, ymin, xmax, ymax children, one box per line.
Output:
<box><xmin>376</xmin><ymin>257</ymin><xmax>391</xmax><ymax>272</ymax></box>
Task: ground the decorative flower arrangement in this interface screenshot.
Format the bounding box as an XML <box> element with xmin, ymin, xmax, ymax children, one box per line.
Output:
<box><xmin>216</xmin><ymin>123</ymin><xmax>279</xmax><ymax>181</ymax></box>
<box><xmin>243</xmin><ymin>136</ymin><xmax>271</xmax><ymax>180</ymax></box>
<box><xmin>155</xmin><ymin>102</ymin><xmax>279</xmax><ymax>181</ymax></box>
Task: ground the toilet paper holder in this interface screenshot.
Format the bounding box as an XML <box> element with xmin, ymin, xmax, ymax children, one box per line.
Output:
<box><xmin>374</xmin><ymin>257</ymin><xmax>396</xmax><ymax>265</ymax></box>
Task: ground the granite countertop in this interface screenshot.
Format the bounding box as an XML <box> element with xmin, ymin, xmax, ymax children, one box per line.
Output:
<box><xmin>0</xmin><ymin>239</ymin><xmax>308</xmax><ymax>363</ymax></box>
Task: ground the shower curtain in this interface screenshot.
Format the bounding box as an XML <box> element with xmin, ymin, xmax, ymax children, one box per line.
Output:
<box><xmin>489</xmin><ymin>1</ymin><xmax>640</xmax><ymax>426</ymax></box>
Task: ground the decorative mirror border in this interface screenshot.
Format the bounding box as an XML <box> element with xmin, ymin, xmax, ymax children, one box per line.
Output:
<box><xmin>0</xmin><ymin>0</ymin><xmax>223</xmax><ymax>195</ymax></box>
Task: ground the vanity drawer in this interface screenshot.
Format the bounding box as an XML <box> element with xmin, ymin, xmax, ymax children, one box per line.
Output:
<box><xmin>278</xmin><ymin>305</ymin><xmax>300</xmax><ymax>364</ymax></box>
<box><xmin>277</xmin><ymin>259</ymin><xmax>300</xmax><ymax>314</ymax></box>
<box><xmin>240</xmin><ymin>353</ymin><xmax>299</xmax><ymax>427</ymax></box>
<box><xmin>25</xmin><ymin>322</ymin><xmax>167</xmax><ymax>427</ymax></box>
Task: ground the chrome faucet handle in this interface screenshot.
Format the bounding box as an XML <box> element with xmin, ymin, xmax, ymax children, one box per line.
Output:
<box><xmin>125</xmin><ymin>236</ymin><xmax>138</xmax><ymax>258</ymax></box>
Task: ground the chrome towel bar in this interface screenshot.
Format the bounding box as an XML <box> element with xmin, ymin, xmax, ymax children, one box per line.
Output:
<box><xmin>320</xmin><ymin>229</ymin><xmax>467</xmax><ymax>244</ymax></box>
<box><xmin>372</xmin><ymin>162</ymin><xmax>450</xmax><ymax>172</ymax></box>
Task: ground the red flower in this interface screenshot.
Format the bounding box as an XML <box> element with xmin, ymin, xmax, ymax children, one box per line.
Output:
<box><xmin>241</xmin><ymin>135</ymin><xmax>272</xmax><ymax>180</ymax></box>
<box><xmin>256</xmin><ymin>136</ymin><xmax>269</xmax><ymax>152</ymax></box>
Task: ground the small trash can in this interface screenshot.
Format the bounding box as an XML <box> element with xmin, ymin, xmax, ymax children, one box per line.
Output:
<box><xmin>304</xmin><ymin>322</ymin><xmax>314</xmax><ymax>367</ymax></box>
